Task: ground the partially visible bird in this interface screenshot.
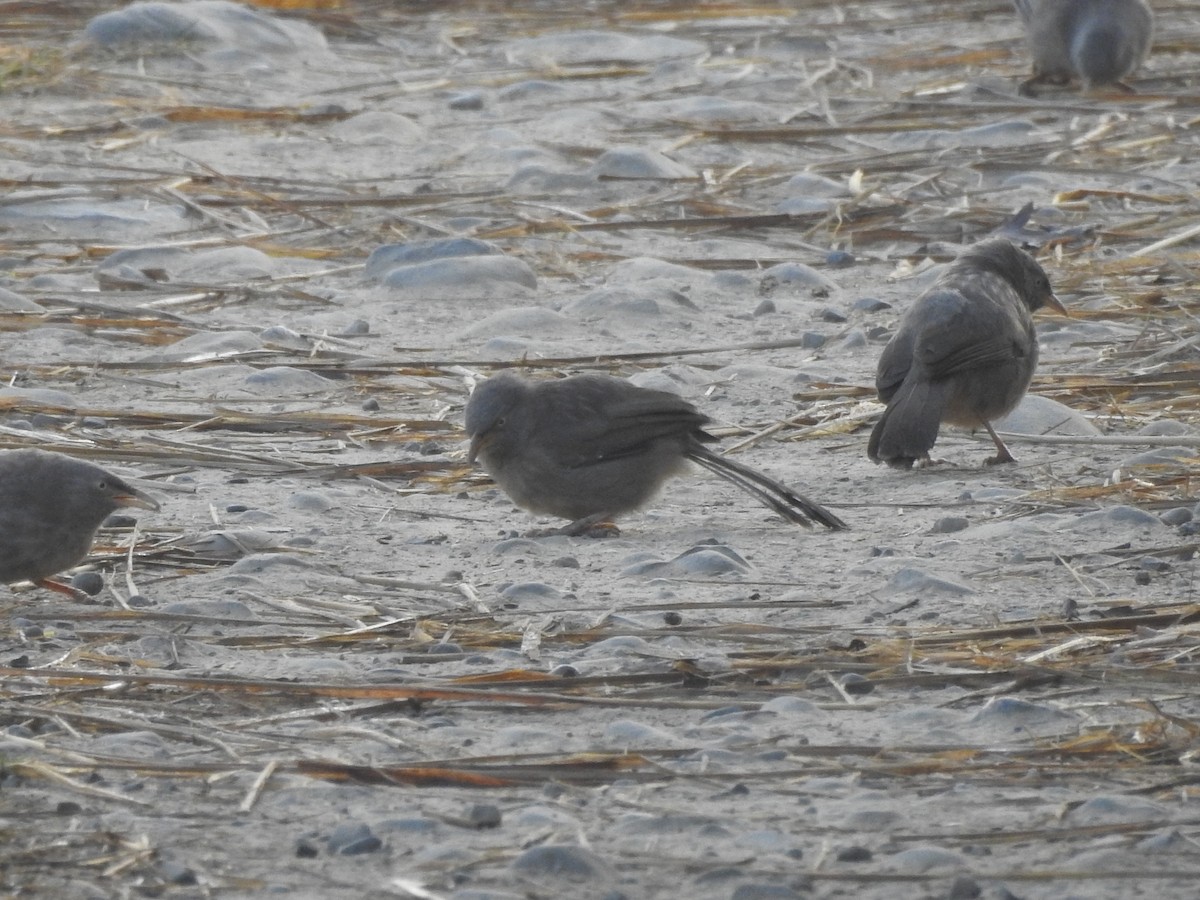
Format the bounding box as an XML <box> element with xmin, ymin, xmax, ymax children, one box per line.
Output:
<box><xmin>1014</xmin><ymin>0</ymin><xmax>1154</xmax><ymax>94</ymax></box>
<box><xmin>868</xmin><ymin>239</ymin><xmax>1067</xmax><ymax>469</ymax></box>
<box><xmin>465</xmin><ymin>372</ymin><xmax>847</xmax><ymax>534</ymax></box>
<box><xmin>0</xmin><ymin>449</ymin><xmax>160</xmax><ymax>599</ymax></box>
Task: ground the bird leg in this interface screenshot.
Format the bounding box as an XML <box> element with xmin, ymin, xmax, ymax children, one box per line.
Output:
<box><xmin>34</xmin><ymin>577</ymin><xmax>92</xmax><ymax>602</ymax></box>
<box><xmin>981</xmin><ymin>420</ymin><xmax>1017</xmax><ymax>465</ymax></box>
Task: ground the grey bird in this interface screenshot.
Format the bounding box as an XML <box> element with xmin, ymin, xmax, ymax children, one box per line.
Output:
<box><xmin>868</xmin><ymin>239</ymin><xmax>1068</xmax><ymax>469</ymax></box>
<box><xmin>465</xmin><ymin>372</ymin><xmax>846</xmax><ymax>534</ymax></box>
<box><xmin>1014</xmin><ymin>0</ymin><xmax>1154</xmax><ymax>93</ymax></box>
<box><xmin>0</xmin><ymin>449</ymin><xmax>160</xmax><ymax>598</ymax></box>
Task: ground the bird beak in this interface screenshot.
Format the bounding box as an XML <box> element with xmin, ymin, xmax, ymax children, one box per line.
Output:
<box><xmin>467</xmin><ymin>432</ymin><xmax>489</xmax><ymax>463</ymax></box>
<box><xmin>1043</xmin><ymin>292</ymin><xmax>1069</xmax><ymax>317</ymax></box>
<box><xmin>114</xmin><ymin>485</ymin><xmax>160</xmax><ymax>512</ymax></box>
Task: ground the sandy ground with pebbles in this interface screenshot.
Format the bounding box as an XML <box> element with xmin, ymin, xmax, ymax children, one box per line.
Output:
<box><xmin>4</xmin><ymin>1</ymin><xmax>1200</xmax><ymax>898</ymax></box>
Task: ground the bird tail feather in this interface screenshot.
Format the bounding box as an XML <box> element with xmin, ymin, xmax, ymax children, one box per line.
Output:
<box><xmin>686</xmin><ymin>444</ymin><xmax>847</xmax><ymax>530</ymax></box>
<box><xmin>868</xmin><ymin>378</ymin><xmax>949</xmax><ymax>468</ymax></box>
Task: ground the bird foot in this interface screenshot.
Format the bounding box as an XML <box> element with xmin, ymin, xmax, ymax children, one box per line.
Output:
<box><xmin>560</xmin><ymin>514</ymin><xmax>621</xmax><ymax>538</ymax></box>
<box><xmin>34</xmin><ymin>578</ymin><xmax>93</xmax><ymax>602</ymax></box>
<box><xmin>1018</xmin><ymin>72</ymin><xmax>1070</xmax><ymax>97</ymax></box>
<box><xmin>983</xmin><ymin>451</ymin><xmax>1017</xmax><ymax>466</ymax></box>
<box><xmin>522</xmin><ymin>517</ymin><xmax>621</xmax><ymax>539</ymax></box>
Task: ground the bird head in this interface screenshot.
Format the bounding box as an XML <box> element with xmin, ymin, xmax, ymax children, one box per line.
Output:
<box><xmin>464</xmin><ymin>372</ymin><xmax>527</xmax><ymax>462</ymax></box>
<box><xmin>102</xmin><ymin>474</ymin><xmax>161</xmax><ymax>513</ymax></box>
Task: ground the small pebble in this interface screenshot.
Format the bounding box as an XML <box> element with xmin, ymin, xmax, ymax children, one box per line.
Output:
<box><xmin>930</xmin><ymin>516</ymin><xmax>969</xmax><ymax>534</ymax></box>
<box><xmin>826</xmin><ymin>250</ymin><xmax>855</xmax><ymax>268</ymax></box>
<box><xmin>1134</xmin><ymin>571</ymin><xmax>1152</xmax><ymax>585</ymax></box>
<box><xmin>948</xmin><ymin>875</ymin><xmax>982</xmax><ymax>900</ymax></box>
<box><xmin>663</xmin><ymin>611</ymin><xmax>683</xmax><ymax>626</ymax></box>
<box><xmin>326</xmin><ymin>823</ymin><xmax>382</xmax><ymax>856</ymax></box>
<box><xmin>799</xmin><ymin>331</ymin><xmax>826</xmax><ymax>349</ymax></box>
<box><xmin>448</xmin><ymin>91</ymin><xmax>484</xmax><ymax>110</ymax></box>
<box><xmin>70</xmin><ymin>572</ymin><xmax>105</xmax><ymax>596</ymax></box>
<box><xmin>157</xmin><ymin>861</ymin><xmax>197</xmax><ymax>886</ymax></box>
<box><xmin>361</xmin><ymin>397</ymin><xmax>380</xmax><ymax>412</ymax></box>
<box><xmin>1160</xmin><ymin>506</ymin><xmax>1192</xmax><ymax>526</ymax></box>
<box><xmin>852</xmin><ymin>296</ymin><xmax>889</xmax><ymax>311</ymax></box>
<box><xmin>467</xmin><ymin>803</ymin><xmax>502</xmax><ymax>829</ymax></box>
<box><xmin>838</xmin><ymin>673</ymin><xmax>874</xmax><ymax>696</ymax></box>
<box><xmin>836</xmin><ymin>846</ymin><xmax>872</xmax><ymax>862</ymax></box>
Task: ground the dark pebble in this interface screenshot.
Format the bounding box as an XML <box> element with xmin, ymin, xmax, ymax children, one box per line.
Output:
<box><xmin>836</xmin><ymin>846</ymin><xmax>872</xmax><ymax>862</ymax></box>
<box><xmin>71</xmin><ymin>572</ymin><xmax>105</xmax><ymax>596</ymax></box>
<box><xmin>663</xmin><ymin>611</ymin><xmax>683</xmax><ymax>626</ymax></box>
<box><xmin>820</xmin><ymin>308</ymin><xmax>847</xmax><ymax>323</ymax></box>
<box><xmin>852</xmin><ymin>296</ymin><xmax>889</xmax><ymax>311</ymax></box>
<box><xmin>1160</xmin><ymin>506</ymin><xmax>1192</xmax><ymax>526</ymax></box>
<box><xmin>838</xmin><ymin>672</ymin><xmax>874</xmax><ymax>696</ymax></box>
<box><xmin>753</xmin><ymin>299</ymin><xmax>776</xmax><ymax>316</ymax></box>
<box><xmin>127</xmin><ymin>595</ymin><xmax>154</xmax><ymax>608</ymax></box>
<box><xmin>930</xmin><ymin>516</ymin><xmax>969</xmax><ymax>534</ymax></box>
<box><xmin>826</xmin><ymin>250</ymin><xmax>855</xmax><ymax>268</ymax></box>
<box><xmin>361</xmin><ymin>397</ymin><xmax>381</xmax><ymax>412</ymax></box>
<box><xmin>467</xmin><ymin>803</ymin><xmax>502</xmax><ymax>828</ymax></box>
<box><xmin>295</xmin><ymin>836</ymin><xmax>319</xmax><ymax>858</ymax></box>
<box><xmin>80</xmin><ymin>416</ymin><xmax>108</xmax><ymax>429</ymax></box>
<box><xmin>449</xmin><ymin>91</ymin><xmax>484</xmax><ymax>110</ymax></box>
<box><xmin>157</xmin><ymin>860</ymin><xmax>197</xmax><ymax>885</ymax></box>
<box><xmin>226</xmin><ymin>504</ymin><xmax>249</xmax><ymax>513</ymax></box>
<box><xmin>550</xmin><ymin>664</ymin><xmax>579</xmax><ymax>678</ymax></box>
<box><xmin>19</xmin><ymin>623</ymin><xmax>44</xmax><ymax>639</ymax></box>
<box><xmin>343</xmin><ymin>318</ymin><xmax>370</xmax><ymax>335</ymax></box>
<box><xmin>800</xmin><ymin>331</ymin><xmax>826</xmax><ymax>348</ymax></box>
<box><xmin>1139</xmin><ymin>557</ymin><xmax>1170</xmax><ymax>572</ymax></box>
<box><xmin>511</xmin><ymin>843</ymin><xmax>609</xmax><ymax>880</ymax></box>
<box><xmin>326</xmin><ymin>823</ymin><xmax>382</xmax><ymax>856</ymax></box>
<box><xmin>948</xmin><ymin>875</ymin><xmax>982</xmax><ymax>899</ymax></box>
<box><xmin>1134</xmin><ymin>571</ymin><xmax>1152</xmax><ymax>585</ymax></box>
<box><xmin>56</xmin><ymin>800</ymin><xmax>83</xmax><ymax>815</ymax></box>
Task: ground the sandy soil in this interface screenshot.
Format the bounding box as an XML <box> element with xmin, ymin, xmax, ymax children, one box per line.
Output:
<box><xmin>3</xmin><ymin>1</ymin><xmax>1200</xmax><ymax>898</ymax></box>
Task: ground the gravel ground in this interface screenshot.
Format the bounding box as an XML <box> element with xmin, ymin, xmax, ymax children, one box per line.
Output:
<box><xmin>3</xmin><ymin>1</ymin><xmax>1200</xmax><ymax>898</ymax></box>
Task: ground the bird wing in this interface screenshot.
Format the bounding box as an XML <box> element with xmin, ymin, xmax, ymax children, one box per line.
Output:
<box><xmin>540</xmin><ymin>377</ymin><xmax>708</xmax><ymax>467</ymax></box>
<box><xmin>908</xmin><ymin>286</ymin><xmax>1032</xmax><ymax>381</ymax></box>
